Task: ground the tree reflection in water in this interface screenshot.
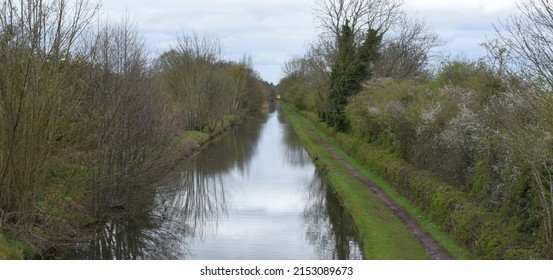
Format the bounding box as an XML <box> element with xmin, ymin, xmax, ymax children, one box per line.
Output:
<box><xmin>72</xmin><ymin>167</ymin><xmax>229</xmax><ymax>260</ymax></box>
<box><xmin>67</xmin><ymin>113</ymin><xmax>266</xmax><ymax>259</ymax></box>
<box><xmin>279</xmin><ymin>108</ymin><xmax>362</xmax><ymax>260</ymax></box>
<box><xmin>64</xmin><ymin>105</ymin><xmax>362</xmax><ymax>259</ymax></box>
<box><xmin>302</xmin><ymin>172</ymin><xmax>363</xmax><ymax>260</ymax></box>
<box><xmin>278</xmin><ymin>106</ymin><xmax>311</xmax><ymax>168</ymax></box>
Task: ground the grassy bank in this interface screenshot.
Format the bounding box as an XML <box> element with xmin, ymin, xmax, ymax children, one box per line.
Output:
<box><xmin>281</xmin><ymin>104</ymin><xmax>471</xmax><ymax>259</ymax></box>
<box><xmin>0</xmin><ymin>114</ymin><xmax>244</xmax><ymax>260</ymax></box>
<box><xmin>282</xmin><ymin>102</ymin><xmax>463</xmax><ymax>259</ymax></box>
<box><xmin>169</xmin><ymin>115</ymin><xmax>241</xmax><ymax>158</ymax></box>
<box><xmin>0</xmin><ymin>234</ymin><xmax>33</xmax><ymax>260</ymax></box>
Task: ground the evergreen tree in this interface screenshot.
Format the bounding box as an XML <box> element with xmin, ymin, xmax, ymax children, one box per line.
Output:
<box><xmin>326</xmin><ymin>23</ymin><xmax>382</xmax><ymax>131</ymax></box>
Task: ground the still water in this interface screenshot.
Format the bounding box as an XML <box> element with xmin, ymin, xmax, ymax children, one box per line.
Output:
<box><xmin>63</xmin><ymin>104</ymin><xmax>362</xmax><ymax>259</ymax></box>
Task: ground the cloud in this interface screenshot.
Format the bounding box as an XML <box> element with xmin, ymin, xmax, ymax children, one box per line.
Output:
<box><xmin>102</xmin><ymin>0</ymin><xmax>315</xmax><ymax>83</ymax></box>
<box><xmin>404</xmin><ymin>0</ymin><xmax>518</xmax><ymax>62</ymax></box>
<box><xmin>101</xmin><ymin>0</ymin><xmax>519</xmax><ymax>83</ymax></box>
<box><xmin>404</xmin><ymin>0</ymin><xmax>517</xmax><ymax>14</ymax></box>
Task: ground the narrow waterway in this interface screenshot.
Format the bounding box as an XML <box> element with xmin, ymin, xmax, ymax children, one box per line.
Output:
<box><xmin>62</xmin><ymin>104</ymin><xmax>362</xmax><ymax>260</ymax></box>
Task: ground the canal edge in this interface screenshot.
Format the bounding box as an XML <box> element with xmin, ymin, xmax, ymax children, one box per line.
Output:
<box><xmin>280</xmin><ymin>102</ymin><xmax>461</xmax><ymax>260</ymax></box>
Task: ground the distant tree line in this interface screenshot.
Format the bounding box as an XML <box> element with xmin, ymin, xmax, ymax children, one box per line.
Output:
<box><xmin>0</xmin><ymin>0</ymin><xmax>269</xmax><ymax>253</ymax></box>
<box><xmin>279</xmin><ymin>0</ymin><xmax>553</xmax><ymax>258</ymax></box>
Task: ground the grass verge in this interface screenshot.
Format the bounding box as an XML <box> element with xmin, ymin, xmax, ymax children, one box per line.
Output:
<box><xmin>282</xmin><ymin>103</ymin><xmax>430</xmax><ymax>259</ymax></box>
<box><xmin>325</xmin><ymin>135</ymin><xmax>472</xmax><ymax>259</ymax></box>
<box><xmin>281</xmin><ymin>102</ymin><xmax>472</xmax><ymax>259</ymax></box>
<box><xmin>335</xmin><ymin>149</ymin><xmax>472</xmax><ymax>259</ymax></box>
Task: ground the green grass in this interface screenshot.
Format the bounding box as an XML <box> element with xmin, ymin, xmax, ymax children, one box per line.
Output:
<box><xmin>176</xmin><ymin>130</ymin><xmax>210</xmax><ymax>145</ymax></box>
<box><xmin>281</xmin><ymin>102</ymin><xmax>472</xmax><ymax>259</ymax></box>
<box><xmin>41</xmin><ymin>162</ymin><xmax>95</xmax><ymax>227</ymax></box>
<box><xmin>282</xmin><ymin>103</ymin><xmax>429</xmax><ymax>259</ymax></box>
<box><xmin>323</xmin><ymin>137</ymin><xmax>472</xmax><ymax>259</ymax></box>
<box><xmin>0</xmin><ymin>234</ymin><xmax>32</xmax><ymax>260</ymax></box>
<box><xmin>175</xmin><ymin>113</ymin><xmax>245</xmax><ymax>147</ymax></box>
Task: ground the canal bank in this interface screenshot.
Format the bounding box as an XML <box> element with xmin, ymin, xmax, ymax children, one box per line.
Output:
<box><xmin>280</xmin><ymin>102</ymin><xmax>471</xmax><ymax>259</ymax></box>
<box><xmin>0</xmin><ymin>111</ymin><xmax>246</xmax><ymax>260</ymax></box>
<box><xmin>57</xmin><ymin>104</ymin><xmax>363</xmax><ymax>259</ymax></box>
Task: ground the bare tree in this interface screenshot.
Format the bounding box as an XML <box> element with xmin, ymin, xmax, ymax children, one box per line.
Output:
<box><xmin>0</xmin><ymin>0</ymin><xmax>98</xmax><ymax>229</ymax></box>
<box><xmin>488</xmin><ymin>0</ymin><xmax>553</xmax><ymax>254</ymax></box>
<box><xmin>226</xmin><ymin>55</ymin><xmax>256</xmax><ymax>113</ymax></box>
<box><xmin>314</xmin><ymin>0</ymin><xmax>404</xmax><ymax>41</ymax></box>
<box><xmin>285</xmin><ymin>43</ymin><xmax>333</xmax><ymax>114</ymax></box>
<box><xmin>81</xmin><ymin>16</ymin><xmax>175</xmax><ymax>216</ymax></box>
<box><xmin>493</xmin><ymin>0</ymin><xmax>553</xmax><ymax>89</ymax></box>
<box><xmin>160</xmin><ymin>32</ymin><xmax>232</xmax><ymax>131</ymax></box>
<box><xmin>375</xmin><ymin>16</ymin><xmax>441</xmax><ymax>79</ymax></box>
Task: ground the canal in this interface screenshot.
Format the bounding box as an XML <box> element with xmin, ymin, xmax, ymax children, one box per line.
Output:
<box><xmin>62</xmin><ymin>104</ymin><xmax>362</xmax><ymax>259</ymax></box>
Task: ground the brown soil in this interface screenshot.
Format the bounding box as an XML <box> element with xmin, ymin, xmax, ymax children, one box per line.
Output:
<box><xmin>311</xmin><ymin>128</ymin><xmax>454</xmax><ymax>260</ymax></box>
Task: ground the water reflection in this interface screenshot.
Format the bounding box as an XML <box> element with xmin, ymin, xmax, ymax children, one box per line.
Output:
<box><xmin>149</xmin><ymin>168</ymin><xmax>230</xmax><ymax>259</ymax></box>
<box><xmin>164</xmin><ymin>169</ymin><xmax>228</xmax><ymax>237</ymax></box>
<box><xmin>280</xmin><ymin>113</ymin><xmax>362</xmax><ymax>260</ymax></box>
<box><xmin>72</xmin><ymin>209</ymin><xmax>166</xmax><ymax>259</ymax></box>
<box><xmin>302</xmin><ymin>173</ymin><xmax>363</xmax><ymax>260</ymax></box>
<box><xmin>63</xmin><ymin>105</ymin><xmax>362</xmax><ymax>259</ymax></box>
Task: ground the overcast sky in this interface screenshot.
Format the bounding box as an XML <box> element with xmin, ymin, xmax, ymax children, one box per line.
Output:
<box><xmin>100</xmin><ymin>0</ymin><xmax>519</xmax><ymax>84</ymax></box>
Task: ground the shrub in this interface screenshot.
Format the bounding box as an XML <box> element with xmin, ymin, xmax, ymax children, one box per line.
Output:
<box><xmin>300</xmin><ymin>70</ymin><xmax>545</xmax><ymax>257</ymax></box>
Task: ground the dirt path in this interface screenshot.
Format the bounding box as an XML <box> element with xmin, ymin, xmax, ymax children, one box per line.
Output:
<box><xmin>310</xmin><ymin>128</ymin><xmax>454</xmax><ymax>260</ymax></box>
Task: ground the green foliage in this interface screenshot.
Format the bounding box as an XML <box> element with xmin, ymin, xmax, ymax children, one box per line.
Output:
<box><xmin>315</xmin><ymin>113</ymin><xmax>526</xmax><ymax>258</ymax></box>
<box><xmin>277</xmin><ymin>59</ymin><xmax>320</xmax><ymax>113</ymax></box>
<box><xmin>283</xmin><ymin>103</ymin><xmax>471</xmax><ymax>259</ymax></box>
<box><xmin>285</xmin><ymin>83</ymin><xmax>317</xmax><ymax>111</ymax></box>
<box><xmin>345</xmin><ymin>79</ymin><xmax>426</xmax><ymax>157</ymax></box>
<box><xmin>326</xmin><ymin>24</ymin><xmax>383</xmax><ymax>131</ymax></box>
<box><xmin>430</xmin><ymin>60</ymin><xmax>506</xmax><ymax>100</ymax></box>
<box><xmin>282</xmin><ymin>103</ymin><xmax>429</xmax><ymax>259</ymax></box>
<box><xmin>346</xmin><ymin>76</ymin><xmax>493</xmax><ymax>188</ymax></box>
<box><xmin>277</xmin><ymin>0</ymin><xmax>553</xmax><ymax>259</ymax></box>
<box><xmin>329</xmin><ymin>61</ymin><xmax>547</xmax><ymax>258</ymax></box>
